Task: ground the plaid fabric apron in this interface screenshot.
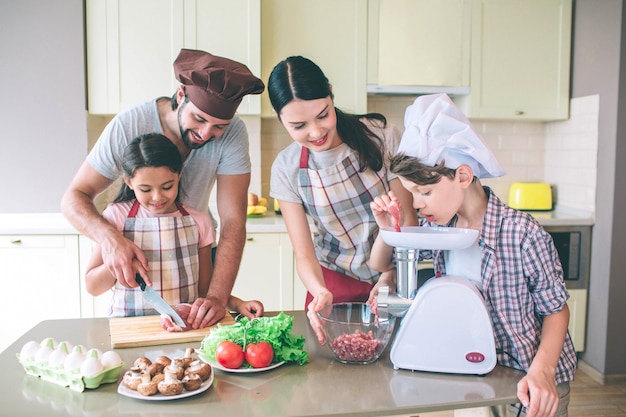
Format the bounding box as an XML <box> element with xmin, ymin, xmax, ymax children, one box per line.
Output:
<box><xmin>110</xmin><ymin>200</ymin><xmax>200</xmax><ymax>317</ymax></box>
<box><xmin>299</xmin><ymin>146</ymin><xmax>389</xmax><ymax>305</ymax></box>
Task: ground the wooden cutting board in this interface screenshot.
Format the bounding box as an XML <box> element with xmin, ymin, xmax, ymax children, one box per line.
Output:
<box><xmin>109</xmin><ymin>313</ymin><xmax>235</xmax><ymax>348</ymax></box>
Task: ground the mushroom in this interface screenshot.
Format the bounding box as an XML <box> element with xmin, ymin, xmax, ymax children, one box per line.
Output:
<box><xmin>146</xmin><ymin>362</ymin><xmax>165</xmax><ymax>376</ymax></box>
<box><xmin>133</xmin><ymin>357</ymin><xmax>152</xmax><ymax>370</ymax></box>
<box><xmin>136</xmin><ymin>372</ymin><xmax>158</xmax><ymax>396</ymax></box>
<box><xmin>157</xmin><ymin>369</ymin><xmax>184</xmax><ymax>396</ymax></box>
<box><xmin>178</xmin><ymin>348</ymin><xmax>195</xmax><ymax>368</ymax></box>
<box><xmin>182</xmin><ymin>373</ymin><xmax>202</xmax><ymax>391</ymax></box>
<box><xmin>151</xmin><ymin>372</ymin><xmax>165</xmax><ymax>385</ymax></box>
<box><xmin>154</xmin><ymin>355</ymin><xmax>172</xmax><ymax>367</ymax></box>
<box><xmin>185</xmin><ymin>360</ymin><xmax>212</xmax><ymax>381</ymax></box>
<box><xmin>123</xmin><ymin>366</ymin><xmax>144</xmax><ymax>390</ymax></box>
<box><xmin>168</xmin><ymin>359</ymin><xmax>186</xmax><ymax>380</ymax></box>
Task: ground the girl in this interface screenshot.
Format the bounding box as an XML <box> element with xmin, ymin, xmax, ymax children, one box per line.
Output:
<box><xmin>85</xmin><ymin>133</ymin><xmax>263</xmax><ymax>328</ymax></box>
<box><xmin>267</xmin><ymin>56</ymin><xmax>418</xmax><ymax>344</ymax></box>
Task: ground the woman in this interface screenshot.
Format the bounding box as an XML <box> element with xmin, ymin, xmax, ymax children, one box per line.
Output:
<box><xmin>268</xmin><ymin>56</ymin><xmax>418</xmax><ymax>343</ymax></box>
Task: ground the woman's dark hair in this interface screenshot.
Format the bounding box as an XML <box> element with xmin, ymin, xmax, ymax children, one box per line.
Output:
<box><xmin>268</xmin><ymin>56</ymin><xmax>387</xmax><ymax>172</ymax></box>
<box><xmin>389</xmin><ymin>153</ymin><xmax>457</xmax><ymax>185</ymax></box>
<box><xmin>114</xmin><ymin>133</ymin><xmax>184</xmax><ymax>202</ymax></box>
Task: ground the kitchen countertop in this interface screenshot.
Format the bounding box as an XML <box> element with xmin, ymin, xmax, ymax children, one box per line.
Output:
<box><xmin>1</xmin><ymin>311</ymin><xmax>524</xmax><ymax>417</ymax></box>
<box><xmin>0</xmin><ymin>205</ymin><xmax>593</xmax><ymax>235</ymax></box>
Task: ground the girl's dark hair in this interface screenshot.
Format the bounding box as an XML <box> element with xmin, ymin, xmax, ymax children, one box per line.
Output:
<box><xmin>389</xmin><ymin>153</ymin><xmax>457</xmax><ymax>185</ymax></box>
<box><xmin>114</xmin><ymin>133</ymin><xmax>184</xmax><ymax>202</ymax></box>
<box><xmin>268</xmin><ymin>56</ymin><xmax>387</xmax><ymax>172</ymax></box>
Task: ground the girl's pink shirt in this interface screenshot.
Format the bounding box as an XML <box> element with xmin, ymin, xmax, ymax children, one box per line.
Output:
<box><xmin>102</xmin><ymin>200</ymin><xmax>215</xmax><ymax>249</ymax></box>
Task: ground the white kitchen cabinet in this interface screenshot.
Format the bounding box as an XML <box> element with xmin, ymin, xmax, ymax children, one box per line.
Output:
<box><xmin>232</xmin><ymin>232</ymin><xmax>305</xmax><ymax>312</ymax></box>
<box><xmin>260</xmin><ymin>0</ymin><xmax>368</xmax><ymax>116</ymax></box>
<box><xmin>457</xmin><ymin>0</ymin><xmax>572</xmax><ymax>121</ymax></box>
<box><xmin>0</xmin><ymin>235</ymin><xmax>82</xmax><ymax>352</ymax></box>
<box><xmin>86</xmin><ymin>0</ymin><xmax>261</xmax><ymax>115</ymax></box>
<box><xmin>367</xmin><ymin>0</ymin><xmax>471</xmax><ymax>94</ymax></box>
<box><xmin>78</xmin><ymin>235</ymin><xmax>113</xmax><ymax>318</ymax></box>
<box><xmin>567</xmin><ymin>289</ymin><xmax>587</xmax><ymax>352</ymax></box>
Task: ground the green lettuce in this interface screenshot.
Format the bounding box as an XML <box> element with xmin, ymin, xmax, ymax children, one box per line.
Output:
<box><xmin>199</xmin><ymin>312</ymin><xmax>309</xmax><ymax>365</ymax></box>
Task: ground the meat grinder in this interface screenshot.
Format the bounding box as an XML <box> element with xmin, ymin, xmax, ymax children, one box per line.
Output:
<box><xmin>377</xmin><ymin>226</ymin><xmax>497</xmax><ymax>375</ymax></box>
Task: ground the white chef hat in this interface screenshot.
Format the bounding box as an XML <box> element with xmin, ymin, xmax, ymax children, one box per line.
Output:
<box><xmin>397</xmin><ymin>93</ymin><xmax>505</xmax><ymax>179</ymax></box>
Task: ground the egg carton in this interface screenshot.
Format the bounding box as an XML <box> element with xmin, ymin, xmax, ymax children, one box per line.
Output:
<box><xmin>17</xmin><ymin>355</ymin><xmax>123</xmax><ymax>392</ymax></box>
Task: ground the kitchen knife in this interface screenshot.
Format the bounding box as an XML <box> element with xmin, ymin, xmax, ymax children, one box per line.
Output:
<box><xmin>135</xmin><ymin>274</ymin><xmax>187</xmax><ymax>328</ymax></box>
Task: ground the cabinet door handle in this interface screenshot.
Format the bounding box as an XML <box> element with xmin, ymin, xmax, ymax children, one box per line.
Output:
<box><xmin>246</xmin><ymin>237</ymin><xmax>254</xmax><ymax>242</ymax></box>
<box><xmin>514</xmin><ymin>110</ymin><xmax>525</xmax><ymax>116</ymax></box>
<box><xmin>10</xmin><ymin>239</ymin><xmax>22</xmax><ymax>245</ymax></box>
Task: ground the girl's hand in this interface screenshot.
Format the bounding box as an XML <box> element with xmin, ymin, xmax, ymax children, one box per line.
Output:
<box><xmin>370</xmin><ymin>191</ymin><xmax>402</xmax><ymax>230</ymax></box>
<box><xmin>236</xmin><ymin>299</ymin><xmax>264</xmax><ymax>318</ymax></box>
<box><xmin>306</xmin><ymin>289</ymin><xmax>333</xmax><ymax>345</ymax></box>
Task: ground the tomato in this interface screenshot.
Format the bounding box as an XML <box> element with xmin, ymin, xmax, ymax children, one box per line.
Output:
<box><xmin>244</xmin><ymin>341</ymin><xmax>274</xmax><ymax>368</ymax></box>
<box><xmin>216</xmin><ymin>340</ymin><xmax>244</xmax><ymax>369</ymax></box>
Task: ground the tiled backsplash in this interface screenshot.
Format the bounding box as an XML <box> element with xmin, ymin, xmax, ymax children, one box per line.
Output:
<box><xmin>260</xmin><ymin>95</ymin><xmax>599</xmax><ymax>213</ymax></box>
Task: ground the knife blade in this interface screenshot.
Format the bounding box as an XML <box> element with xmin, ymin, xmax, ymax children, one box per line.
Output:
<box><xmin>135</xmin><ymin>274</ymin><xmax>187</xmax><ymax>328</ymax></box>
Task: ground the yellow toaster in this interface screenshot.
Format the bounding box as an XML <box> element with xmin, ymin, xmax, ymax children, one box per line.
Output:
<box><xmin>508</xmin><ymin>182</ymin><xmax>553</xmax><ymax>211</ymax></box>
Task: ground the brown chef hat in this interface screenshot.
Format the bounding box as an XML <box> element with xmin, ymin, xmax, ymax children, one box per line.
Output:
<box><xmin>173</xmin><ymin>49</ymin><xmax>265</xmax><ymax>119</ymax></box>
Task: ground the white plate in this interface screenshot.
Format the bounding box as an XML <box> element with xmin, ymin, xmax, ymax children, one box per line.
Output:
<box><xmin>379</xmin><ymin>226</ymin><xmax>478</xmax><ymax>250</ymax></box>
<box><xmin>117</xmin><ymin>372</ymin><xmax>213</xmax><ymax>401</ymax></box>
<box><xmin>198</xmin><ymin>353</ymin><xmax>285</xmax><ymax>373</ymax></box>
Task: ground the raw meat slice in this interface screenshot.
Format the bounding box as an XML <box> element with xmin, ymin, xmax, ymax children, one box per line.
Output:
<box><xmin>388</xmin><ymin>202</ymin><xmax>401</xmax><ymax>232</ymax></box>
<box><xmin>160</xmin><ymin>304</ymin><xmax>192</xmax><ymax>332</ymax></box>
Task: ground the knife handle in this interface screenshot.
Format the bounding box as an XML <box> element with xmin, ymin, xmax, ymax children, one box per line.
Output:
<box><xmin>135</xmin><ymin>274</ymin><xmax>146</xmax><ymax>291</ymax></box>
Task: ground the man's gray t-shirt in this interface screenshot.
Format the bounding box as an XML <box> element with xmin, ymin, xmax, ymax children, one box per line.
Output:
<box><xmin>88</xmin><ymin>99</ymin><xmax>251</xmax><ymax>220</ymax></box>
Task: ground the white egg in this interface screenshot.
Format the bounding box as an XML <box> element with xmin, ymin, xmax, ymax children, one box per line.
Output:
<box><xmin>57</xmin><ymin>341</ymin><xmax>74</xmax><ymax>353</ymax></box>
<box><xmin>48</xmin><ymin>348</ymin><xmax>69</xmax><ymax>368</ymax></box>
<box><xmin>80</xmin><ymin>357</ymin><xmax>104</xmax><ymax>377</ymax></box>
<box><xmin>19</xmin><ymin>340</ymin><xmax>40</xmax><ymax>359</ymax></box>
<box><xmin>40</xmin><ymin>337</ymin><xmax>58</xmax><ymax>349</ymax></box>
<box><xmin>34</xmin><ymin>345</ymin><xmax>53</xmax><ymax>363</ymax></box>
<box><xmin>100</xmin><ymin>351</ymin><xmax>122</xmax><ymax>369</ymax></box>
<box><xmin>64</xmin><ymin>350</ymin><xmax>85</xmax><ymax>371</ymax></box>
<box><xmin>85</xmin><ymin>348</ymin><xmax>103</xmax><ymax>359</ymax></box>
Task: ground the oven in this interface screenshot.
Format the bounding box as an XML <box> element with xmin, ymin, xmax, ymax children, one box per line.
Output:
<box><xmin>543</xmin><ymin>225</ymin><xmax>592</xmax><ymax>290</ymax></box>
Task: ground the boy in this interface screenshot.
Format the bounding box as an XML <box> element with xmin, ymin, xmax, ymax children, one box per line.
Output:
<box><xmin>370</xmin><ymin>94</ymin><xmax>576</xmax><ymax>417</ymax></box>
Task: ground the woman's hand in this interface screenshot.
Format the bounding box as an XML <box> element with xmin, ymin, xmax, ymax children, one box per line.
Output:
<box><xmin>370</xmin><ymin>191</ymin><xmax>402</xmax><ymax>230</ymax></box>
<box><xmin>306</xmin><ymin>289</ymin><xmax>333</xmax><ymax>345</ymax></box>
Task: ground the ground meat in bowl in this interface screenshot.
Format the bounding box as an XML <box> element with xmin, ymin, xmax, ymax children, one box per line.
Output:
<box><xmin>330</xmin><ymin>330</ymin><xmax>383</xmax><ymax>362</ymax></box>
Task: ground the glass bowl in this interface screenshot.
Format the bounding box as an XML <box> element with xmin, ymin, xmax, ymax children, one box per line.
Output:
<box><xmin>317</xmin><ymin>302</ymin><xmax>396</xmax><ymax>364</ymax></box>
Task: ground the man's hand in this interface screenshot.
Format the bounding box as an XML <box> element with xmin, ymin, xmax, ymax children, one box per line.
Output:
<box><xmin>101</xmin><ymin>232</ymin><xmax>150</xmax><ymax>288</ymax></box>
<box><xmin>186</xmin><ymin>296</ymin><xmax>227</xmax><ymax>329</ymax></box>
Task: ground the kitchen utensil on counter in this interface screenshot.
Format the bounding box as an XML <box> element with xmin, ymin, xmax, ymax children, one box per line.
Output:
<box><xmin>109</xmin><ymin>314</ymin><xmax>235</xmax><ymax>348</ymax></box>
<box><xmin>135</xmin><ymin>274</ymin><xmax>186</xmax><ymax>328</ymax></box>
<box><xmin>317</xmin><ymin>302</ymin><xmax>395</xmax><ymax>364</ymax></box>
<box><xmin>377</xmin><ymin>227</ymin><xmax>497</xmax><ymax>375</ymax></box>
<box><xmin>508</xmin><ymin>182</ymin><xmax>553</xmax><ymax>211</ymax></box>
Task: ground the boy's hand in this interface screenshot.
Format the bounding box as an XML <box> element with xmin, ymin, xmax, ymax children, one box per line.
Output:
<box><xmin>517</xmin><ymin>366</ymin><xmax>559</xmax><ymax>417</ymax></box>
<box><xmin>370</xmin><ymin>191</ymin><xmax>402</xmax><ymax>229</ymax></box>
<box><xmin>367</xmin><ymin>269</ymin><xmax>397</xmax><ymax>305</ymax></box>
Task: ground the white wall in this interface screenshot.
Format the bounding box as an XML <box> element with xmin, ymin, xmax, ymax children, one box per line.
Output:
<box><xmin>0</xmin><ymin>0</ymin><xmax>87</xmax><ymax>213</ymax></box>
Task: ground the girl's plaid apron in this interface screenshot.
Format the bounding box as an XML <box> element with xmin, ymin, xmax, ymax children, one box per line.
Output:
<box><xmin>110</xmin><ymin>200</ymin><xmax>200</xmax><ymax>317</ymax></box>
<box><xmin>298</xmin><ymin>146</ymin><xmax>389</xmax><ymax>307</ymax></box>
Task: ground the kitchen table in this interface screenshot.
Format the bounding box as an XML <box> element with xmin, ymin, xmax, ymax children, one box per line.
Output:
<box><xmin>1</xmin><ymin>311</ymin><xmax>523</xmax><ymax>417</ymax></box>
